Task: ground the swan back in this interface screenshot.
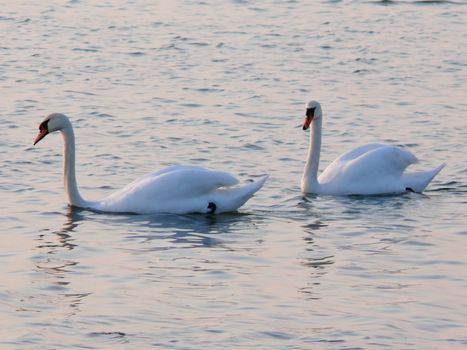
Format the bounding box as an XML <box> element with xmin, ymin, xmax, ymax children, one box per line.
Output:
<box><xmin>318</xmin><ymin>145</ymin><xmax>418</xmax><ymax>195</ymax></box>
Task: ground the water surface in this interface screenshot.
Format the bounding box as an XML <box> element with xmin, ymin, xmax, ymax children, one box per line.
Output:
<box><xmin>1</xmin><ymin>0</ymin><xmax>466</xmax><ymax>349</ymax></box>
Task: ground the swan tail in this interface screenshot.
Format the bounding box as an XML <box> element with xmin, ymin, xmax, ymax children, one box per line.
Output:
<box><xmin>402</xmin><ymin>163</ymin><xmax>445</xmax><ymax>193</ymax></box>
<box><xmin>211</xmin><ymin>175</ymin><xmax>268</xmax><ymax>213</ymax></box>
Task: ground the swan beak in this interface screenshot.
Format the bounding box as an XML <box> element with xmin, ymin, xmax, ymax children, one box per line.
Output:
<box><xmin>302</xmin><ymin>116</ymin><xmax>312</xmax><ymax>130</ymax></box>
<box><xmin>33</xmin><ymin>128</ymin><xmax>48</xmax><ymax>145</ymax></box>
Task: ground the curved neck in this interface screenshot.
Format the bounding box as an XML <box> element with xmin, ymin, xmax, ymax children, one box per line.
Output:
<box><xmin>61</xmin><ymin>125</ymin><xmax>87</xmax><ymax>207</ymax></box>
<box><xmin>302</xmin><ymin>117</ymin><xmax>322</xmax><ymax>192</ymax></box>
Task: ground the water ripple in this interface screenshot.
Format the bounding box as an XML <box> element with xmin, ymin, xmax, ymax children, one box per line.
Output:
<box><xmin>1</xmin><ymin>0</ymin><xmax>466</xmax><ymax>349</ymax></box>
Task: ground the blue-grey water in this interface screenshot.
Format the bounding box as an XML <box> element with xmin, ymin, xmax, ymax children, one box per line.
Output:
<box><xmin>1</xmin><ymin>1</ymin><xmax>467</xmax><ymax>349</ymax></box>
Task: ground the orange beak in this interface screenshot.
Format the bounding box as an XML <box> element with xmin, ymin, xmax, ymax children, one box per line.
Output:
<box><xmin>33</xmin><ymin>128</ymin><xmax>48</xmax><ymax>145</ymax></box>
<box><xmin>302</xmin><ymin>116</ymin><xmax>312</xmax><ymax>130</ymax></box>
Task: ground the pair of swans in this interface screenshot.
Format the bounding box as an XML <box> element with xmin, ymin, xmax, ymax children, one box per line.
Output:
<box><xmin>34</xmin><ymin>101</ymin><xmax>444</xmax><ymax>214</ymax></box>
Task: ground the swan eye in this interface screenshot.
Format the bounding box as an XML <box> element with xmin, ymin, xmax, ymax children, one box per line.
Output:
<box><xmin>39</xmin><ymin>119</ymin><xmax>49</xmax><ymax>132</ymax></box>
<box><xmin>306</xmin><ymin>107</ymin><xmax>316</xmax><ymax>118</ymax></box>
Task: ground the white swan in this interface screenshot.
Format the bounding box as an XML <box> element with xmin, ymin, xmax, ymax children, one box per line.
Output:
<box><xmin>301</xmin><ymin>101</ymin><xmax>445</xmax><ymax>195</ymax></box>
<box><xmin>34</xmin><ymin>113</ymin><xmax>268</xmax><ymax>214</ymax></box>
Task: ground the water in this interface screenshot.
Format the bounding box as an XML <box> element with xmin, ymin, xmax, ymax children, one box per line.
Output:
<box><xmin>1</xmin><ymin>0</ymin><xmax>467</xmax><ymax>348</ymax></box>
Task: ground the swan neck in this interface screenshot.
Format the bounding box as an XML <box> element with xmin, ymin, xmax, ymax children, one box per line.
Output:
<box><xmin>303</xmin><ymin>117</ymin><xmax>322</xmax><ymax>191</ymax></box>
<box><xmin>61</xmin><ymin>125</ymin><xmax>87</xmax><ymax>207</ymax></box>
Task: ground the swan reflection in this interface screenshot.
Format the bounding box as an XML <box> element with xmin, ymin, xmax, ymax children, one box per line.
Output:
<box><xmin>52</xmin><ymin>206</ymin><xmax>266</xmax><ymax>251</ymax></box>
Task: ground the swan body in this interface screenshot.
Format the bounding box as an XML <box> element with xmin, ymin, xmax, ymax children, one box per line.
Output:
<box><xmin>34</xmin><ymin>113</ymin><xmax>268</xmax><ymax>214</ymax></box>
<box><xmin>301</xmin><ymin>101</ymin><xmax>444</xmax><ymax>195</ymax></box>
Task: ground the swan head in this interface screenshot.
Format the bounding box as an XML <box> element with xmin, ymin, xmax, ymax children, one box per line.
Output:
<box><xmin>33</xmin><ymin>113</ymin><xmax>71</xmax><ymax>145</ymax></box>
<box><xmin>303</xmin><ymin>101</ymin><xmax>322</xmax><ymax>130</ymax></box>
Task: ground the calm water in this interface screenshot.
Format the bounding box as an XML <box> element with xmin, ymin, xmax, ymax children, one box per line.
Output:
<box><xmin>1</xmin><ymin>0</ymin><xmax>467</xmax><ymax>349</ymax></box>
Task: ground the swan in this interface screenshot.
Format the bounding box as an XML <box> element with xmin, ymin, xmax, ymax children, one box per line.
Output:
<box><xmin>33</xmin><ymin>113</ymin><xmax>268</xmax><ymax>214</ymax></box>
<box><xmin>300</xmin><ymin>101</ymin><xmax>445</xmax><ymax>195</ymax></box>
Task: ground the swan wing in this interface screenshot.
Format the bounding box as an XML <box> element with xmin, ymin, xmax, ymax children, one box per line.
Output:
<box><xmin>331</xmin><ymin>143</ymin><xmax>387</xmax><ymax>163</ymax></box>
<box><xmin>319</xmin><ymin>145</ymin><xmax>418</xmax><ymax>194</ymax></box>
<box><xmin>115</xmin><ymin>165</ymin><xmax>239</xmax><ymax>195</ymax></box>
<box><xmin>96</xmin><ymin>166</ymin><xmax>250</xmax><ymax>214</ymax></box>
<box><xmin>124</xmin><ymin>165</ymin><xmax>213</xmax><ymax>186</ymax></box>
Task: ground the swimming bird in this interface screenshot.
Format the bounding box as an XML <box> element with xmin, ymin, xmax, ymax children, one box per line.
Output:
<box><xmin>34</xmin><ymin>113</ymin><xmax>268</xmax><ymax>214</ymax></box>
<box><xmin>300</xmin><ymin>101</ymin><xmax>444</xmax><ymax>195</ymax></box>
